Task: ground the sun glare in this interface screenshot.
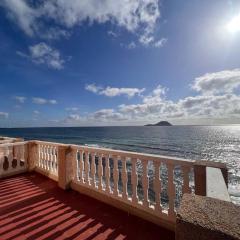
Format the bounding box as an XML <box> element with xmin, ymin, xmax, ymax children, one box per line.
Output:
<box><xmin>226</xmin><ymin>14</ymin><xmax>240</xmax><ymax>33</ymax></box>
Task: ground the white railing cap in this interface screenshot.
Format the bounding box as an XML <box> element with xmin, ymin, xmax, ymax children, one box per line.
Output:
<box><xmin>0</xmin><ymin>141</ymin><xmax>28</xmax><ymax>148</ymax></box>
<box><xmin>11</xmin><ymin>139</ymin><xmax>195</xmax><ymax>166</ymax></box>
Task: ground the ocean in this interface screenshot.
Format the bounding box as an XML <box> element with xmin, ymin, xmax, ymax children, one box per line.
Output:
<box><xmin>0</xmin><ymin>125</ymin><xmax>239</xmax><ymax>205</ymax></box>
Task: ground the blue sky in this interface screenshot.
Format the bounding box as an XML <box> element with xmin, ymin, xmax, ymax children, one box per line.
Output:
<box><xmin>1</xmin><ymin>0</ymin><xmax>240</xmax><ymax>127</ymax></box>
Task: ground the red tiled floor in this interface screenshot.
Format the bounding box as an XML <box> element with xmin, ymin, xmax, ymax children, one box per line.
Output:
<box><xmin>0</xmin><ymin>173</ymin><xmax>175</xmax><ymax>240</ymax></box>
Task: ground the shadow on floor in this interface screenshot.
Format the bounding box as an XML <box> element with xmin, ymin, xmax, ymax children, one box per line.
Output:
<box><xmin>0</xmin><ymin>173</ymin><xmax>175</xmax><ymax>240</ymax></box>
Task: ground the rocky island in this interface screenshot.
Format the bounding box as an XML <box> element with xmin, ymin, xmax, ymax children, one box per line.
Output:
<box><xmin>144</xmin><ymin>121</ymin><xmax>172</xmax><ymax>126</ymax></box>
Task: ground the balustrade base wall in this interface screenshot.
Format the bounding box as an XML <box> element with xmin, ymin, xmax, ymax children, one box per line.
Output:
<box><xmin>71</xmin><ymin>181</ymin><xmax>175</xmax><ymax>231</ymax></box>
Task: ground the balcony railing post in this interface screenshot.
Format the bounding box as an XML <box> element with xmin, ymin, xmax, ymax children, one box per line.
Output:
<box><xmin>194</xmin><ymin>161</ymin><xmax>229</xmax><ymax>196</ymax></box>
<box><xmin>28</xmin><ymin>141</ymin><xmax>38</xmax><ymax>171</ymax></box>
<box><xmin>194</xmin><ymin>161</ymin><xmax>207</xmax><ymax>196</ymax></box>
<box><xmin>58</xmin><ymin>145</ymin><xmax>67</xmax><ymax>189</ymax></box>
<box><xmin>58</xmin><ymin>145</ymin><xmax>74</xmax><ymax>190</ymax></box>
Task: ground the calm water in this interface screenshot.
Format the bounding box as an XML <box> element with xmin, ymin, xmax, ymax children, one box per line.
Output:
<box><xmin>0</xmin><ymin>126</ymin><xmax>239</xmax><ymax>204</ymax></box>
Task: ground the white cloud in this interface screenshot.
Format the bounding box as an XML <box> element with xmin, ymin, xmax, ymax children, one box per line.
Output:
<box><xmin>123</xmin><ymin>37</ymin><xmax>166</xmax><ymax>49</ymax></box>
<box><xmin>143</xmin><ymin>85</ymin><xmax>167</xmax><ymax>104</ymax></box>
<box><xmin>154</xmin><ymin>38</ymin><xmax>167</xmax><ymax>48</ymax></box>
<box><xmin>0</xmin><ymin>0</ymin><xmax>160</xmax><ymax>43</ymax></box>
<box><xmin>32</xmin><ymin>98</ymin><xmax>57</xmax><ymax>105</ymax></box>
<box><xmin>17</xmin><ymin>42</ymin><xmax>65</xmax><ymax>70</ymax></box>
<box><xmin>14</xmin><ymin>96</ymin><xmax>26</xmax><ymax>103</ymax></box>
<box><xmin>118</xmin><ymin>91</ymin><xmax>240</xmax><ymax>121</ymax></box>
<box><xmin>65</xmin><ymin>107</ymin><xmax>79</xmax><ymax>112</ymax></box>
<box><xmin>127</xmin><ymin>41</ymin><xmax>137</xmax><ymax>49</ymax></box>
<box><xmin>0</xmin><ymin>0</ymin><xmax>38</xmax><ymax>36</ymax></box>
<box><xmin>32</xmin><ymin>98</ymin><xmax>47</xmax><ymax>105</ymax></box>
<box><xmin>139</xmin><ymin>34</ymin><xmax>154</xmax><ymax>45</ymax></box>
<box><xmin>40</xmin><ymin>28</ymin><xmax>71</xmax><ymax>40</ymax></box>
<box><xmin>85</xmin><ymin>84</ymin><xmax>102</xmax><ymax>94</ymax></box>
<box><xmin>0</xmin><ymin>112</ymin><xmax>9</xmax><ymax>119</ymax></box>
<box><xmin>91</xmin><ymin>70</ymin><xmax>240</xmax><ymax>123</ymax></box>
<box><xmin>85</xmin><ymin>84</ymin><xmax>145</xmax><ymax>98</ymax></box>
<box><xmin>118</xmin><ymin>101</ymin><xmax>183</xmax><ymax>120</ymax></box>
<box><xmin>64</xmin><ymin>114</ymin><xmax>82</xmax><ymax>124</ymax></box>
<box><xmin>192</xmin><ymin>69</ymin><xmax>240</xmax><ymax>94</ymax></box>
<box><xmin>66</xmin><ymin>114</ymin><xmax>81</xmax><ymax>121</ymax></box>
<box><xmin>49</xmin><ymin>99</ymin><xmax>57</xmax><ymax>105</ymax></box>
<box><xmin>101</xmin><ymin>87</ymin><xmax>145</xmax><ymax>97</ymax></box>
<box><xmin>33</xmin><ymin>110</ymin><xmax>40</xmax><ymax>115</ymax></box>
<box><xmin>139</xmin><ymin>34</ymin><xmax>167</xmax><ymax>48</ymax></box>
<box><xmin>107</xmin><ymin>30</ymin><xmax>118</xmax><ymax>38</ymax></box>
<box><xmin>90</xmin><ymin>109</ymin><xmax>126</xmax><ymax>121</ymax></box>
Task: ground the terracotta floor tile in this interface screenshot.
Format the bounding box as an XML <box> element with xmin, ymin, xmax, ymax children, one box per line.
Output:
<box><xmin>0</xmin><ymin>173</ymin><xmax>174</xmax><ymax>240</ymax></box>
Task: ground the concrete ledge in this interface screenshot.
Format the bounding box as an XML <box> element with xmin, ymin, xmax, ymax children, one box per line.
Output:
<box><xmin>207</xmin><ymin>167</ymin><xmax>230</xmax><ymax>201</ymax></box>
<box><xmin>194</xmin><ymin>161</ymin><xmax>228</xmax><ymax>186</ymax></box>
<box><xmin>176</xmin><ymin>194</ymin><xmax>240</xmax><ymax>240</ymax></box>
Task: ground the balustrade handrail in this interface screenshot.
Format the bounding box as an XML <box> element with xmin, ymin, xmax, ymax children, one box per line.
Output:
<box><xmin>0</xmin><ymin>141</ymin><xmax>28</xmax><ymax>148</ymax></box>
<box><xmin>33</xmin><ymin>140</ymin><xmax>195</xmax><ymax>166</ymax></box>
<box><xmin>72</xmin><ymin>145</ymin><xmax>195</xmax><ymax>166</ymax></box>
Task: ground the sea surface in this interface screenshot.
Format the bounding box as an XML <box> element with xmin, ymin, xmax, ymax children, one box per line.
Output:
<box><xmin>0</xmin><ymin>126</ymin><xmax>239</xmax><ymax>205</ymax></box>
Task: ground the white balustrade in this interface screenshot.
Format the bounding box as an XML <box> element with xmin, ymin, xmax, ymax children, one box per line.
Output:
<box><xmin>71</xmin><ymin>145</ymin><xmax>194</xmax><ymax>223</ymax></box>
<box><xmin>0</xmin><ymin>139</ymin><xmax>195</xmax><ymax>226</ymax></box>
<box><xmin>0</xmin><ymin>142</ymin><xmax>28</xmax><ymax>178</ymax></box>
<box><xmin>36</xmin><ymin>142</ymin><xmax>59</xmax><ymax>178</ymax></box>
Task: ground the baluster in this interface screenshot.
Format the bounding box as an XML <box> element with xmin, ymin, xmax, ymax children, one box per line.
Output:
<box><xmin>167</xmin><ymin>163</ymin><xmax>175</xmax><ymax>219</ymax></box>
<box><xmin>43</xmin><ymin>145</ymin><xmax>47</xmax><ymax>169</ymax></box>
<box><xmin>142</xmin><ymin>160</ymin><xmax>149</xmax><ymax>208</ymax></box>
<box><xmin>48</xmin><ymin>145</ymin><xmax>53</xmax><ymax>172</ymax></box>
<box><xmin>45</xmin><ymin>145</ymin><xmax>49</xmax><ymax>170</ymax></box>
<box><xmin>44</xmin><ymin>145</ymin><xmax>47</xmax><ymax>170</ymax></box>
<box><xmin>55</xmin><ymin>146</ymin><xmax>58</xmax><ymax>171</ymax></box>
<box><xmin>40</xmin><ymin>145</ymin><xmax>44</xmax><ymax>168</ymax></box>
<box><xmin>153</xmin><ymin>161</ymin><xmax>162</xmax><ymax>214</ymax></box>
<box><xmin>51</xmin><ymin>146</ymin><xmax>55</xmax><ymax>171</ymax></box>
<box><xmin>38</xmin><ymin>144</ymin><xmax>41</xmax><ymax>167</ymax></box>
<box><xmin>113</xmin><ymin>155</ymin><xmax>119</xmax><ymax>196</ymax></box>
<box><xmin>98</xmin><ymin>154</ymin><xmax>103</xmax><ymax>191</ymax></box>
<box><xmin>85</xmin><ymin>152</ymin><xmax>90</xmax><ymax>185</ymax></box>
<box><xmin>47</xmin><ymin>145</ymin><xmax>50</xmax><ymax>170</ymax></box>
<box><xmin>131</xmin><ymin>158</ymin><xmax>138</xmax><ymax>204</ymax></box>
<box><xmin>12</xmin><ymin>145</ymin><xmax>17</xmax><ymax>168</ymax></box>
<box><xmin>91</xmin><ymin>152</ymin><xmax>96</xmax><ymax>187</ymax></box>
<box><xmin>182</xmin><ymin>165</ymin><xmax>191</xmax><ymax>193</ymax></box>
<box><xmin>12</xmin><ymin>145</ymin><xmax>17</xmax><ymax>169</ymax></box>
<box><xmin>69</xmin><ymin>148</ymin><xmax>77</xmax><ymax>182</ymax></box>
<box><xmin>43</xmin><ymin>145</ymin><xmax>47</xmax><ymax>170</ymax></box>
<box><xmin>23</xmin><ymin>144</ymin><xmax>28</xmax><ymax>167</ymax></box>
<box><xmin>2</xmin><ymin>147</ymin><xmax>8</xmax><ymax>171</ymax></box>
<box><xmin>78</xmin><ymin>150</ymin><xmax>84</xmax><ymax>183</ymax></box>
<box><xmin>105</xmin><ymin>154</ymin><xmax>111</xmax><ymax>194</ymax></box>
<box><xmin>52</xmin><ymin>146</ymin><xmax>55</xmax><ymax>171</ymax></box>
<box><xmin>53</xmin><ymin>146</ymin><xmax>57</xmax><ymax>172</ymax></box>
<box><xmin>122</xmin><ymin>157</ymin><xmax>128</xmax><ymax>200</ymax></box>
<box><xmin>8</xmin><ymin>146</ymin><xmax>13</xmax><ymax>170</ymax></box>
<box><xmin>19</xmin><ymin>145</ymin><xmax>24</xmax><ymax>168</ymax></box>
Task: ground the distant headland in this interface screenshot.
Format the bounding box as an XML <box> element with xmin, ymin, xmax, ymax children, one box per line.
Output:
<box><xmin>144</xmin><ymin>121</ymin><xmax>172</xmax><ymax>126</ymax></box>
